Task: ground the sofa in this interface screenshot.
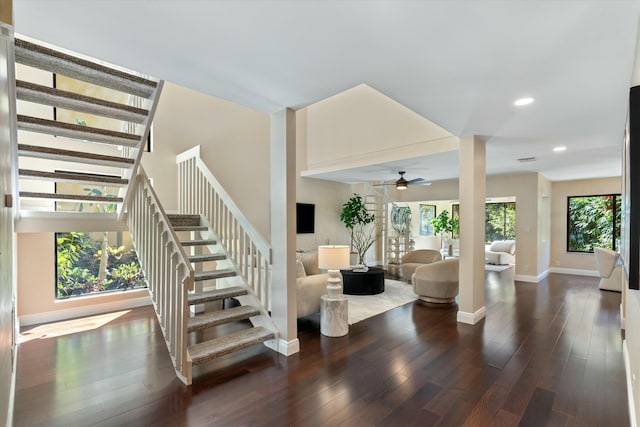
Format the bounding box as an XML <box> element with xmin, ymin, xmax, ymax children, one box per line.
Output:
<box><xmin>296</xmin><ymin>252</ymin><xmax>330</xmax><ymax>318</ymax></box>
<box><xmin>485</xmin><ymin>240</ymin><xmax>516</xmax><ymax>265</ymax></box>
<box><xmin>412</xmin><ymin>258</ymin><xmax>459</xmax><ymax>304</ymax></box>
<box><xmin>400</xmin><ymin>249</ymin><xmax>443</xmax><ymax>281</ymax></box>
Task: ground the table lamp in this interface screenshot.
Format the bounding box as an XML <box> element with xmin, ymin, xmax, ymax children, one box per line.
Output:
<box><xmin>317</xmin><ymin>245</ymin><xmax>350</xmax><ymax>297</ymax></box>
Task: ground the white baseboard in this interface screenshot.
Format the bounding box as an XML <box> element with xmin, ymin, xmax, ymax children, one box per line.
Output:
<box><xmin>549</xmin><ymin>267</ymin><xmax>599</xmax><ymax>277</ymax></box>
<box><xmin>537</xmin><ymin>269</ymin><xmax>550</xmax><ymax>282</ymax></box>
<box><xmin>514</xmin><ymin>274</ymin><xmax>538</xmax><ymax>283</ymax></box>
<box><xmin>6</xmin><ymin>343</ymin><xmax>17</xmax><ymax>427</ymax></box>
<box><xmin>19</xmin><ymin>295</ymin><xmax>152</xmax><ymax>326</ymax></box>
<box><xmin>457</xmin><ymin>306</ymin><xmax>486</xmax><ymax>325</ymax></box>
<box><xmin>624</xmin><ymin>340</ymin><xmax>638</xmax><ymax>427</ymax></box>
<box><xmin>265</xmin><ymin>337</ymin><xmax>300</xmax><ymax>356</ymax></box>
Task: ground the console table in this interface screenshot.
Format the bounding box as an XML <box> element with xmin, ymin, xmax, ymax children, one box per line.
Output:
<box><xmin>340</xmin><ymin>267</ymin><xmax>385</xmax><ymax>295</ymax></box>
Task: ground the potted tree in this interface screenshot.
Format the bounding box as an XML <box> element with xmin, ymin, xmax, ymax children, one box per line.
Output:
<box><xmin>340</xmin><ymin>194</ymin><xmax>375</xmax><ymax>266</ymax></box>
<box><xmin>431</xmin><ymin>210</ymin><xmax>459</xmax><ymax>256</ymax></box>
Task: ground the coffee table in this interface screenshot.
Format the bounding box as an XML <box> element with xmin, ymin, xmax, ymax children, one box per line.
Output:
<box><xmin>340</xmin><ymin>267</ymin><xmax>385</xmax><ymax>295</ymax></box>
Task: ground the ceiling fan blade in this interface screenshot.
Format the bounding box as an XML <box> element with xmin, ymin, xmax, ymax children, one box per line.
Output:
<box><xmin>406</xmin><ymin>178</ymin><xmax>426</xmax><ymax>184</ymax></box>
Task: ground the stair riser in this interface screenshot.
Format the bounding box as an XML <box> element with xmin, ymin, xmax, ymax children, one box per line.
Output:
<box><xmin>19</xmin><ymin>169</ymin><xmax>128</xmax><ymax>187</ymax></box>
<box><xmin>187</xmin><ymin>287</ymin><xmax>247</xmax><ymax>305</ymax></box>
<box><xmin>189</xmin><ymin>328</ymin><xmax>275</xmax><ymax>365</ymax></box>
<box><xmin>18</xmin><ymin>145</ymin><xmax>134</xmax><ymax>169</ymax></box>
<box><xmin>16</xmin><ymin>82</ymin><xmax>148</xmax><ymax>124</ymax></box>
<box><xmin>15</xmin><ymin>40</ymin><xmax>157</xmax><ymax>98</ymax></box>
<box><xmin>167</xmin><ymin>214</ymin><xmax>201</xmax><ymax>227</ymax></box>
<box><xmin>187</xmin><ymin>307</ymin><xmax>259</xmax><ymax>333</ymax></box>
<box><xmin>18</xmin><ymin>117</ymin><xmax>140</xmax><ymax>148</ymax></box>
<box><xmin>194</xmin><ymin>270</ymin><xmax>236</xmax><ymax>282</ymax></box>
<box><xmin>19</xmin><ymin>192</ymin><xmax>123</xmax><ymax>203</ymax></box>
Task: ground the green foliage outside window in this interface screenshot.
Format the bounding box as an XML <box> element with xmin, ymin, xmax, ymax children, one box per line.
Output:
<box><xmin>567</xmin><ymin>195</ymin><xmax>621</xmax><ymax>253</ymax></box>
<box><xmin>56</xmin><ymin>231</ymin><xmax>146</xmax><ymax>299</ymax></box>
<box><xmin>486</xmin><ymin>202</ymin><xmax>516</xmax><ymax>243</ymax></box>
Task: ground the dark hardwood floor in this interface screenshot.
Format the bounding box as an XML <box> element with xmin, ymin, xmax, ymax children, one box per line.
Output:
<box><xmin>13</xmin><ymin>271</ymin><xmax>629</xmax><ymax>426</ymax></box>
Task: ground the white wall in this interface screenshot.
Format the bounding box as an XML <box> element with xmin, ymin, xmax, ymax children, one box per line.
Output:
<box><xmin>305</xmin><ymin>84</ymin><xmax>457</xmax><ymax>175</ymax></box>
<box><xmin>0</xmin><ymin>23</ymin><xmax>16</xmax><ymax>427</ymax></box>
<box><xmin>142</xmin><ymin>81</ymin><xmax>272</xmax><ymax>238</ymax></box>
<box><xmin>295</xmin><ymin>108</ymin><xmax>356</xmax><ymax>252</ymax></box>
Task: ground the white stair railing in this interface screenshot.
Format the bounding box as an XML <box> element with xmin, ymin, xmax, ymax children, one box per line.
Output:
<box><xmin>126</xmin><ymin>165</ymin><xmax>195</xmax><ymax>385</ymax></box>
<box><xmin>176</xmin><ymin>146</ymin><xmax>272</xmax><ymax>311</ymax></box>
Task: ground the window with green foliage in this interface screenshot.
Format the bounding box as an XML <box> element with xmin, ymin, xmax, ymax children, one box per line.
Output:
<box><xmin>567</xmin><ymin>194</ymin><xmax>621</xmax><ymax>253</ymax></box>
<box><xmin>451</xmin><ymin>202</ymin><xmax>516</xmax><ymax>243</ymax></box>
<box><xmin>56</xmin><ymin>231</ymin><xmax>146</xmax><ymax>299</ymax></box>
<box><xmin>486</xmin><ymin>202</ymin><xmax>516</xmax><ymax>243</ymax></box>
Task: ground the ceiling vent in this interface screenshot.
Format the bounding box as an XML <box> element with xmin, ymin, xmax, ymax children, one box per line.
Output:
<box><xmin>517</xmin><ymin>157</ymin><xmax>537</xmax><ymax>163</ymax></box>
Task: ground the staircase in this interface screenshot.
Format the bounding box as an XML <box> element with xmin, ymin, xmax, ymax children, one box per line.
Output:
<box><xmin>9</xmin><ymin>37</ymin><xmax>279</xmax><ymax>385</ymax></box>
<box><xmin>168</xmin><ymin>213</ymin><xmax>275</xmax><ymax>366</ymax></box>
<box><xmin>12</xmin><ymin>37</ymin><xmax>161</xmax><ymax>221</ymax></box>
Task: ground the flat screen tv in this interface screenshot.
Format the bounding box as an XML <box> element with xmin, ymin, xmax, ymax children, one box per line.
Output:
<box><xmin>296</xmin><ymin>203</ymin><xmax>315</xmax><ymax>234</ymax></box>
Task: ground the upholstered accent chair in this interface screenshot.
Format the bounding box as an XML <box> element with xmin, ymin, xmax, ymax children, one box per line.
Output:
<box><xmin>411</xmin><ymin>258</ymin><xmax>459</xmax><ymax>304</ymax></box>
<box><xmin>594</xmin><ymin>247</ymin><xmax>622</xmax><ymax>292</ymax></box>
<box><xmin>485</xmin><ymin>240</ymin><xmax>516</xmax><ymax>265</ymax></box>
<box><xmin>400</xmin><ymin>249</ymin><xmax>442</xmax><ymax>282</ymax></box>
<box><xmin>296</xmin><ymin>252</ymin><xmax>331</xmax><ymax>318</ymax></box>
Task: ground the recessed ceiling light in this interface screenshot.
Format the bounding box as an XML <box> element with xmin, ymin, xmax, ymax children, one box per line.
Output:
<box><xmin>553</xmin><ymin>146</ymin><xmax>567</xmax><ymax>152</ymax></box>
<box><xmin>514</xmin><ymin>97</ymin><xmax>535</xmax><ymax>106</ymax></box>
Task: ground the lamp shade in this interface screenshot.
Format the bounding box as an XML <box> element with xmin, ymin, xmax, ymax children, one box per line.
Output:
<box><xmin>317</xmin><ymin>245</ymin><xmax>350</xmax><ymax>270</ymax></box>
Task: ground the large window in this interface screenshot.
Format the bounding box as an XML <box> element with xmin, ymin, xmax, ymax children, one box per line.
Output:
<box><xmin>451</xmin><ymin>202</ymin><xmax>516</xmax><ymax>243</ymax></box>
<box><xmin>567</xmin><ymin>194</ymin><xmax>621</xmax><ymax>253</ymax></box>
<box><xmin>56</xmin><ymin>231</ymin><xmax>146</xmax><ymax>299</ymax></box>
<box><xmin>486</xmin><ymin>202</ymin><xmax>516</xmax><ymax>243</ymax></box>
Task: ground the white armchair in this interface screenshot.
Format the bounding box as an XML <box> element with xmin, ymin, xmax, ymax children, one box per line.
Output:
<box><xmin>594</xmin><ymin>247</ymin><xmax>622</xmax><ymax>292</ymax></box>
<box><xmin>485</xmin><ymin>240</ymin><xmax>515</xmax><ymax>265</ymax></box>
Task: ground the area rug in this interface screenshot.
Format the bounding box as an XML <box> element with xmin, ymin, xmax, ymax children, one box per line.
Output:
<box><xmin>485</xmin><ymin>264</ymin><xmax>513</xmax><ymax>272</ymax></box>
<box><xmin>347</xmin><ymin>279</ymin><xmax>417</xmax><ymax>324</ymax></box>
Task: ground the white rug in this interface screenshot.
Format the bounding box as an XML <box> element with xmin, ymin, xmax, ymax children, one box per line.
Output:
<box><xmin>347</xmin><ymin>279</ymin><xmax>417</xmax><ymax>324</ymax></box>
<box><xmin>485</xmin><ymin>264</ymin><xmax>513</xmax><ymax>272</ymax></box>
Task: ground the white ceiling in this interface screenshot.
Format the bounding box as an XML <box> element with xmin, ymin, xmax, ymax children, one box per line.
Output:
<box><xmin>13</xmin><ymin>1</ymin><xmax>640</xmax><ymax>184</ymax></box>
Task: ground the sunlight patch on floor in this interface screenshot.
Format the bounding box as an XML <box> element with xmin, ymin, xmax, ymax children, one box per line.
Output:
<box><xmin>19</xmin><ymin>310</ymin><xmax>131</xmax><ymax>343</ymax></box>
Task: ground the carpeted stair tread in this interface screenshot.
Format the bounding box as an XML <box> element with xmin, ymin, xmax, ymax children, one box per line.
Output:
<box><xmin>180</xmin><ymin>239</ymin><xmax>217</xmax><ymax>247</ymax></box>
<box><xmin>19</xmin><ymin>169</ymin><xmax>129</xmax><ymax>186</ymax></box>
<box><xmin>168</xmin><ymin>214</ymin><xmax>201</xmax><ymax>227</ymax></box>
<box><xmin>20</xmin><ymin>191</ymin><xmax>123</xmax><ymax>203</ymax></box>
<box><xmin>173</xmin><ymin>225</ymin><xmax>208</xmax><ymax>232</ymax></box>
<box><xmin>187</xmin><ymin>305</ymin><xmax>260</xmax><ymax>332</ymax></box>
<box><xmin>18</xmin><ymin>115</ymin><xmax>140</xmax><ymax>147</ymax></box>
<box><xmin>188</xmin><ymin>286</ymin><xmax>247</xmax><ymax>305</ymax></box>
<box><xmin>194</xmin><ymin>269</ymin><xmax>236</xmax><ymax>281</ymax></box>
<box><xmin>15</xmin><ymin>38</ymin><xmax>157</xmax><ymax>98</ymax></box>
<box><xmin>189</xmin><ymin>326</ymin><xmax>274</xmax><ymax>365</ymax></box>
<box><xmin>189</xmin><ymin>253</ymin><xmax>226</xmax><ymax>263</ymax></box>
<box><xmin>18</xmin><ymin>144</ymin><xmax>134</xmax><ymax>168</ymax></box>
<box><xmin>16</xmin><ymin>80</ymin><xmax>148</xmax><ymax>123</ymax></box>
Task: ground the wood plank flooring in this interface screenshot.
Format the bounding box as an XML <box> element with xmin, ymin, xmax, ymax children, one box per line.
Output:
<box><xmin>13</xmin><ymin>271</ymin><xmax>629</xmax><ymax>426</ymax></box>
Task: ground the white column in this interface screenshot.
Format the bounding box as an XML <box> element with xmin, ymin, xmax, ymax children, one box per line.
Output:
<box><xmin>457</xmin><ymin>135</ymin><xmax>486</xmax><ymax>324</ymax></box>
<box><xmin>268</xmin><ymin>108</ymin><xmax>299</xmax><ymax>355</ymax></box>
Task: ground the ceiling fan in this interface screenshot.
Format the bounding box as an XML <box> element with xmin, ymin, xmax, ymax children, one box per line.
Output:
<box><xmin>375</xmin><ymin>171</ymin><xmax>431</xmax><ymax>190</ymax></box>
